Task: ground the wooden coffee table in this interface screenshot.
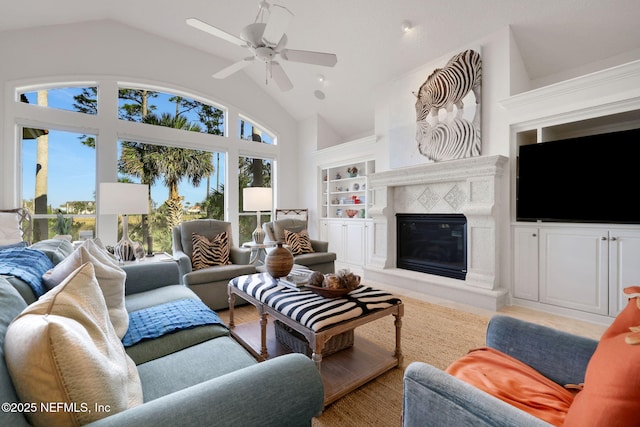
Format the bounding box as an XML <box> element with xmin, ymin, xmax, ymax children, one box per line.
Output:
<box><xmin>228</xmin><ymin>273</ymin><xmax>403</xmax><ymax>405</ymax></box>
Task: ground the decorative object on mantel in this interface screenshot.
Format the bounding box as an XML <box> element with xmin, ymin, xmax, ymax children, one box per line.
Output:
<box><xmin>347</xmin><ymin>166</ymin><xmax>358</xmax><ymax>177</ymax></box>
<box><xmin>413</xmin><ymin>49</ymin><xmax>482</xmax><ymax>163</ymax></box>
<box><xmin>265</xmin><ymin>241</ymin><xmax>294</xmax><ymax>278</ymax></box>
<box><xmin>99</xmin><ymin>182</ymin><xmax>149</xmax><ymax>262</ymax></box>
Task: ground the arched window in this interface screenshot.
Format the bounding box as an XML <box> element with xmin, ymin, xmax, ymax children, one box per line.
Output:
<box><xmin>12</xmin><ymin>81</ymin><xmax>279</xmax><ymax>250</ymax></box>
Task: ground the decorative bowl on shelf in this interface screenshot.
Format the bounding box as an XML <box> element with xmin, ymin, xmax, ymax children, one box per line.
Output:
<box><xmin>345</xmin><ymin>209</ymin><xmax>359</xmax><ymax>218</ymax></box>
<box><xmin>305</xmin><ymin>284</ymin><xmax>352</xmax><ymax>299</ymax></box>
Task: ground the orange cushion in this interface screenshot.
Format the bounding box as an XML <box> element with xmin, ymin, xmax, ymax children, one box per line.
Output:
<box><xmin>564</xmin><ymin>286</ymin><xmax>640</xmax><ymax>426</ymax></box>
<box><xmin>446</xmin><ymin>347</ymin><xmax>574</xmax><ymax>426</ymax></box>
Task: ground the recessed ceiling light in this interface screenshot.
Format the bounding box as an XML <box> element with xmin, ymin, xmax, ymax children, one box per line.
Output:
<box><xmin>314</xmin><ymin>90</ymin><xmax>326</xmax><ymax>100</ymax></box>
<box><xmin>401</xmin><ymin>20</ymin><xmax>412</xmax><ymax>33</ymax></box>
<box><xmin>317</xmin><ymin>74</ymin><xmax>325</xmax><ymax>83</ymax></box>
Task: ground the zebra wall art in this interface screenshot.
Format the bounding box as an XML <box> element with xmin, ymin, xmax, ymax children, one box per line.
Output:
<box><xmin>413</xmin><ymin>49</ymin><xmax>482</xmax><ymax>162</ymax></box>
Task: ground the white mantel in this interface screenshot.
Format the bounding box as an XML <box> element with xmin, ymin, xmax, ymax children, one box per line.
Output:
<box><xmin>364</xmin><ymin>155</ymin><xmax>509</xmax><ymax>310</ymax></box>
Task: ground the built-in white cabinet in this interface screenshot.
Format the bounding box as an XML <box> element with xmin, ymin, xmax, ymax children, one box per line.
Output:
<box><xmin>512</xmin><ymin>227</ymin><xmax>539</xmax><ymax>302</ymax></box>
<box><xmin>609</xmin><ymin>229</ymin><xmax>640</xmax><ymax>315</ymax></box>
<box><xmin>513</xmin><ymin>225</ymin><xmax>640</xmax><ymax>317</ymax></box>
<box><xmin>539</xmin><ymin>227</ymin><xmax>609</xmax><ymax>315</ymax></box>
<box><xmin>320</xmin><ymin>219</ymin><xmax>372</xmax><ymax>274</ymax></box>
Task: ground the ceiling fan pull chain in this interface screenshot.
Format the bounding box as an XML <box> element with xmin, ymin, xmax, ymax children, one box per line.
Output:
<box><xmin>266</xmin><ymin>61</ymin><xmax>270</xmax><ymax>86</ymax></box>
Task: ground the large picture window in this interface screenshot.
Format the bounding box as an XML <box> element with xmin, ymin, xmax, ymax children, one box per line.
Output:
<box><xmin>22</xmin><ymin>128</ymin><xmax>96</xmax><ymax>242</ymax></box>
<box><xmin>118</xmin><ymin>140</ymin><xmax>225</xmax><ymax>252</ymax></box>
<box><xmin>12</xmin><ymin>80</ymin><xmax>277</xmax><ymax>247</ymax></box>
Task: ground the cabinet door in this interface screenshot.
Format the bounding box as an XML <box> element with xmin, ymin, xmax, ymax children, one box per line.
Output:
<box><xmin>344</xmin><ymin>221</ymin><xmax>366</xmax><ymax>267</ymax></box>
<box><xmin>326</xmin><ymin>220</ymin><xmax>346</xmax><ymax>261</ymax></box>
<box><xmin>513</xmin><ymin>227</ymin><xmax>539</xmax><ymax>301</ymax></box>
<box><xmin>539</xmin><ymin>227</ymin><xmax>609</xmax><ymax>315</ymax></box>
<box><xmin>609</xmin><ymin>229</ymin><xmax>640</xmax><ymax>316</ymax></box>
<box><xmin>364</xmin><ymin>222</ymin><xmax>374</xmax><ymax>266</ymax></box>
<box><xmin>319</xmin><ymin>220</ymin><xmax>329</xmax><ymax>241</ymax></box>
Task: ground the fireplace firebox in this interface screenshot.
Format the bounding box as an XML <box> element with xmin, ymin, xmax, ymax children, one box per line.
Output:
<box><xmin>396</xmin><ymin>213</ymin><xmax>467</xmax><ymax>280</ymax></box>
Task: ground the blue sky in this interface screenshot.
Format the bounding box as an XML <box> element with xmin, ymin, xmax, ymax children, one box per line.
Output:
<box><xmin>22</xmin><ymin>88</ymin><xmax>227</xmax><ymax>210</ymax></box>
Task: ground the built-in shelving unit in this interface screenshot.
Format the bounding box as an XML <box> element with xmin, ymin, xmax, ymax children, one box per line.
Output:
<box><xmin>321</xmin><ymin>160</ymin><xmax>374</xmax><ymax>219</ymax></box>
<box><xmin>502</xmin><ymin>59</ymin><xmax>640</xmax><ymax>321</ymax></box>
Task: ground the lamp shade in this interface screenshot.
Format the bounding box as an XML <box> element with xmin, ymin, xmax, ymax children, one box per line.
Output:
<box><xmin>99</xmin><ymin>183</ymin><xmax>149</xmax><ymax>215</ymax></box>
<box><xmin>243</xmin><ymin>187</ymin><xmax>272</xmax><ymax>212</ymax></box>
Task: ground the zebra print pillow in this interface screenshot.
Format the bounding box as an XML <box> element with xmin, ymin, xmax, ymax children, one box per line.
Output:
<box><xmin>191</xmin><ymin>232</ymin><xmax>232</xmax><ymax>269</ymax></box>
<box><xmin>284</xmin><ymin>229</ymin><xmax>315</xmax><ymax>255</ymax></box>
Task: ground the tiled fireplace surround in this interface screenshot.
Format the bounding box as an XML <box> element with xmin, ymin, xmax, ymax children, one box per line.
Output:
<box><xmin>364</xmin><ymin>155</ymin><xmax>509</xmax><ymax>310</ymax></box>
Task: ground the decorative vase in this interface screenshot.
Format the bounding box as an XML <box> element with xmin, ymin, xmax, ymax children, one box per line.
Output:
<box><xmin>265</xmin><ymin>242</ymin><xmax>294</xmax><ymax>278</ymax></box>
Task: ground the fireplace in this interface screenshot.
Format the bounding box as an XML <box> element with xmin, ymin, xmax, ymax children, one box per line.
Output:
<box><xmin>365</xmin><ymin>156</ymin><xmax>507</xmax><ymax>310</ymax></box>
<box><xmin>396</xmin><ymin>213</ymin><xmax>467</xmax><ymax>280</ymax></box>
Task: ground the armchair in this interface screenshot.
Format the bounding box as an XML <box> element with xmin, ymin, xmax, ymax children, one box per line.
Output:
<box><xmin>172</xmin><ymin>220</ymin><xmax>255</xmax><ymax>310</ymax></box>
<box><xmin>403</xmin><ymin>315</ymin><xmax>599</xmax><ymax>427</ymax></box>
<box><xmin>262</xmin><ymin>218</ymin><xmax>336</xmax><ymax>274</ymax></box>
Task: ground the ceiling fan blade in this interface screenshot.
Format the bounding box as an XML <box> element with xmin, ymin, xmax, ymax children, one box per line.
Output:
<box><xmin>270</xmin><ymin>61</ymin><xmax>293</xmax><ymax>92</ymax></box>
<box><xmin>212</xmin><ymin>57</ymin><xmax>255</xmax><ymax>79</ymax></box>
<box><xmin>280</xmin><ymin>49</ymin><xmax>337</xmax><ymax>67</ymax></box>
<box><xmin>186</xmin><ymin>17</ymin><xmax>246</xmax><ymax>47</ymax></box>
<box><xmin>262</xmin><ymin>5</ymin><xmax>293</xmax><ymax>47</ymax></box>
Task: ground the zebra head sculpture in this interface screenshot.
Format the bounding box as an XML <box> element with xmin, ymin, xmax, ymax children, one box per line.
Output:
<box><xmin>413</xmin><ymin>49</ymin><xmax>482</xmax><ymax>122</ymax></box>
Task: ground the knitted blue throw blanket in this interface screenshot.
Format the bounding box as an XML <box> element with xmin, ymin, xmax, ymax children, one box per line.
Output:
<box><xmin>0</xmin><ymin>247</ymin><xmax>54</xmax><ymax>297</ymax></box>
<box><xmin>122</xmin><ymin>298</ymin><xmax>227</xmax><ymax>347</ymax></box>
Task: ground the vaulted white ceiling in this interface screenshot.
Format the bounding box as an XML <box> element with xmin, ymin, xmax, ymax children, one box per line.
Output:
<box><xmin>2</xmin><ymin>0</ymin><xmax>639</xmax><ymax>140</ymax></box>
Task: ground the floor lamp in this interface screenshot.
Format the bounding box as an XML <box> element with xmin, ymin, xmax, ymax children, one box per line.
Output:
<box><xmin>243</xmin><ymin>187</ymin><xmax>272</xmax><ymax>244</ymax></box>
<box><xmin>99</xmin><ymin>182</ymin><xmax>149</xmax><ymax>261</ymax></box>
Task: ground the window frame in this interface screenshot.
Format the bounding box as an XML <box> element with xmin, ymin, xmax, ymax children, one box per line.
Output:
<box><xmin>6</xmin><ymin>78</ymin><xmax>280</xmax><ymax>245</ymax></box>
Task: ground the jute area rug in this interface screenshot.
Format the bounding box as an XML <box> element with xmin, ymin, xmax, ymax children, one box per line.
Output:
<box><xmin>221</xmin><ymin>294</ymin><xmax>490</xmax><ymax>427</ymax></box>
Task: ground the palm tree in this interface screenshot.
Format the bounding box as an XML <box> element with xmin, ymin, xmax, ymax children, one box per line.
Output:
<box><xmin>119</xmin><ymin>112</ymin><xmax>214</xmax><ymax>230</ymax></box>
<box><xmin>34</xmin><ymin>90</ymin><xmax>49</xmax><ymax>241</ymax></box>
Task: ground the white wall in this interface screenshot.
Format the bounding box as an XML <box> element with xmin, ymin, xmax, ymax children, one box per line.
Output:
<box><xmin>310</xmin><ymin>27</ymin><xmax>520</xmax><ymax>294</ymax></box>
<box><xmin>0</xmin><ymin>20</ymin><xmax>301</xmax><ymax>242</ymax></box>
<box><xmin>373</xmin><ymin>27</ymin><xmax>513</xmax><ymax>173</ymax></box>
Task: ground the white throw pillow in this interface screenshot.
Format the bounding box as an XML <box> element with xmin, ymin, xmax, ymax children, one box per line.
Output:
<box><xmin>5</xmin><ymin>262</ymin><xmax>143</xmax><ymax>427</ymax></box>
<box><xmin>42</xmin><ymin>239</ymin><xmax>129</xmax><ymax>338</ymax></box>
<box><xmin>0</xmin><ymin>211</ymin><xmax>22</xmax><ymax>245</ymax></box>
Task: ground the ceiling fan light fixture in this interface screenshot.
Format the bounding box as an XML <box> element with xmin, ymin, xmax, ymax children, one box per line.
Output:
<box><xmin>190</xmin><ymin>1</ymin><xmax>337</xmax><ymax>91</ymax></box>
<box><xmin>401</xmin><ymin>20</ymin><xmax>412</xmax><ymax>33</ymax></box>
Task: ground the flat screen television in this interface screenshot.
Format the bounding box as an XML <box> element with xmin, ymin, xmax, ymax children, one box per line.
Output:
<box><xmin>517</xmin><ymin>127</ymin><xmax>640</xmax><ymax>224</ymax></box>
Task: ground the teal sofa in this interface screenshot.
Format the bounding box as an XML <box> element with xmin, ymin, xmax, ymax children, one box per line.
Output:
<box><xmin>1</xmin><ymin>239</ymin><xmax>324</xmax><ymax>427</ymax></box>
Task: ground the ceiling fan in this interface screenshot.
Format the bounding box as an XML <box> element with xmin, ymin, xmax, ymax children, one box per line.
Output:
<box><xmin>187</xmin><ymin>1</ymin><xmax>337</xmax><ymax>91</ymax></box>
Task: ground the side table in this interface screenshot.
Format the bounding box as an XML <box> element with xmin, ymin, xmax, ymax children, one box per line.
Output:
<box><xmin>121</xmin><ymin>251</ymin><xmax>177</xmax><ymax>266</ymax></box>
<box><xmin>241</xmin><ymin>241</ymin><xmax>276</xmax><ymax>265</ymax></box>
